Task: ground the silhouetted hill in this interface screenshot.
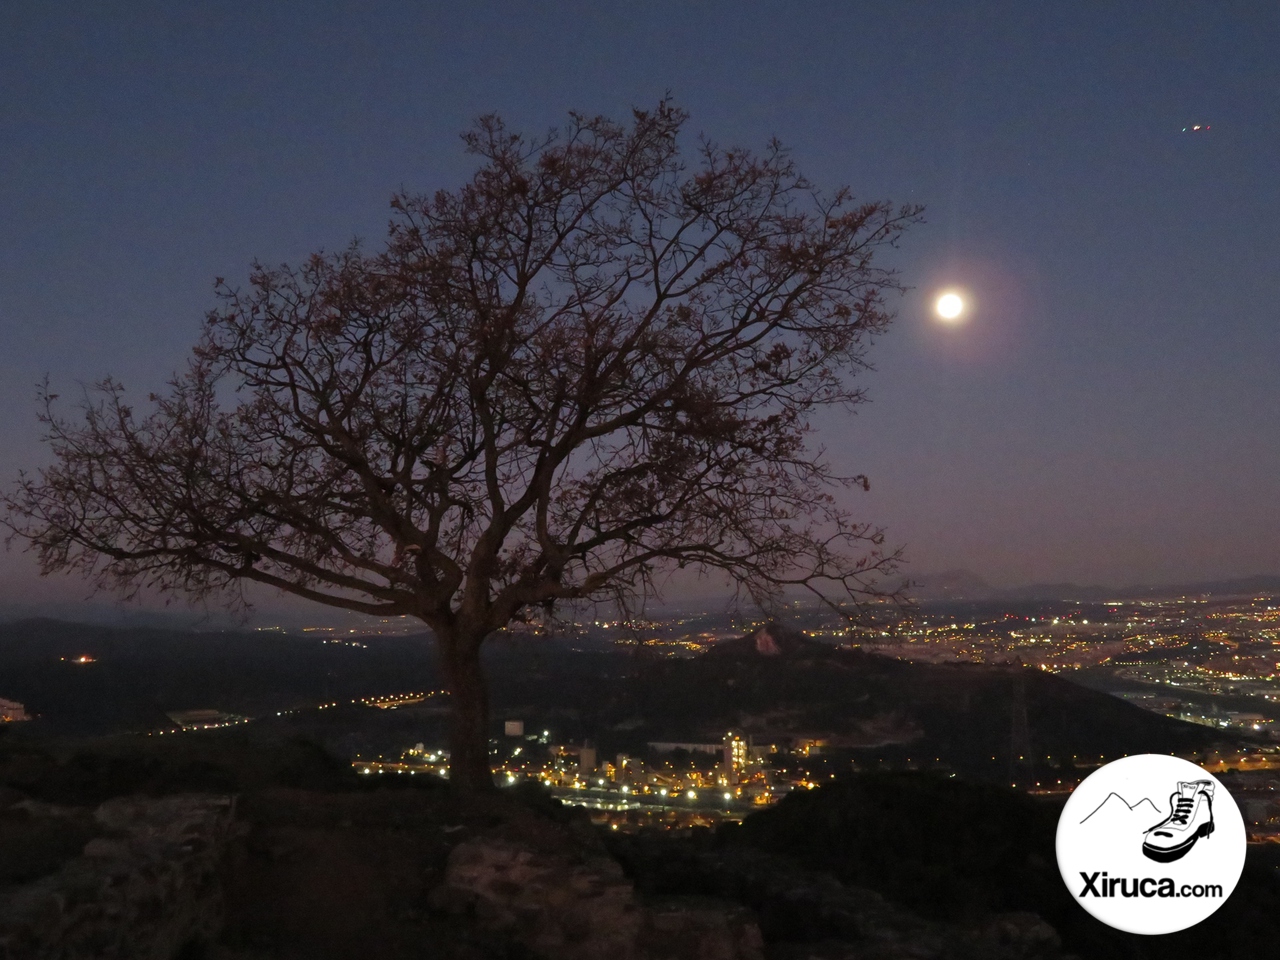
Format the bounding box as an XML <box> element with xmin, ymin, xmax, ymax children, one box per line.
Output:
<box><xmin>702</xmin><ymin>622</ymin><xmax>829</xmax><ymax>659</ymax></box>
<box><xmin>487</xmin><ymin>628</ymin><xmax>1223</xmax><ymax>781</ymax></box>
<box><xmin>907</xmin><ymin>569</ymin><xmax>998</xmax><ymax>600</ymax></box>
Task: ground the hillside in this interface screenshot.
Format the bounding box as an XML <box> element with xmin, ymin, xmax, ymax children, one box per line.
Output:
<box><xmin>0</xmin><ymin>619</ymin><xmax>440</xmax><ymax>736</ymax></box>
<box><xmin>488</xmin><ymin>624</ymin><xmax>1224</xmax><ymax>781</ymax></box>
<box><xmin>1</xmin><ymin>619</ymin><xmax>1230</xmax><ymax>783</ymax></box>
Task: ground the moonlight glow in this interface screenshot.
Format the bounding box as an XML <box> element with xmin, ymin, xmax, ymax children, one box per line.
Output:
<box><xmin>935</xmin><ymin>292</ymin><xmax>964</xmax><ymax>321</ymax></box>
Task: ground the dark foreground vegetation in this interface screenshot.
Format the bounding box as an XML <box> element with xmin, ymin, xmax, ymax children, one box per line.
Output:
<box><xmin>611</xmin><ymin>775</ymin><xmax>1280</xmax><ymax>960</ymax></box>
<box><xmin>725</xmin><ymin>774</ymin><xmax>1280</xmax><ymax>959</ymax></box>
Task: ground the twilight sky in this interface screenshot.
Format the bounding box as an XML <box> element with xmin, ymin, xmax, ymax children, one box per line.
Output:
<box><xmin>2</xmin><ymin>1</ymin><xmax>1277</xmax><ymax>614</ymax></box>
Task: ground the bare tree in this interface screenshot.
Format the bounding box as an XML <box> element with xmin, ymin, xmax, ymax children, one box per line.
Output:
<box><xmin>4</xmin><ymin>103</ymin><xmax>920</xmax><ymax>793</ymax></box>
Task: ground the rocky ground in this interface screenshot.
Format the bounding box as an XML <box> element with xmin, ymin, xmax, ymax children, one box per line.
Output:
<box><xmin>1</xmin><ymin>770</ymin><xmax>1071</xmax><ymax>960</ymax></box>
<box><xmin>21</xmin><ymin>730</ymin><xmax>1277</xmax><ymax>960</ymax></box>
<box><xmin>1</xmin><ymin>792</ymin><xmax>233</xmax><ymax>960</ymax></box>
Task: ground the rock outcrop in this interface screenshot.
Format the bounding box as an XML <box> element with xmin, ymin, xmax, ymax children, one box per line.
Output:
<box><xmin>432</xmin><ymin>824</ymin><xmax>765</xmax><ymax>960</ymax></box>
<box><xmin>1</xmin><ymin>782</ymin><xmax>1068</xmax><ymax>960</ymax></box>
<box><xmin>0</xmin><ymin>794</ymin><xmax>237</xmax><ymax>960</ymax></box>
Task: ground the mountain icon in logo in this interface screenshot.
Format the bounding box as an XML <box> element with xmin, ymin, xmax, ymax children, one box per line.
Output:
<box><xmin>1079</xmin><ymin>792</ymin><xmax>1161</xmax><ymax>827</ymax></box>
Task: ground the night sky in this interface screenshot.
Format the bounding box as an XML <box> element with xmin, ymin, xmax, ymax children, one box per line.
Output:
<box><xmin>2</xmin><ymin>2</ymin><xmax>1277</xmax><ymax>613</ymax></box>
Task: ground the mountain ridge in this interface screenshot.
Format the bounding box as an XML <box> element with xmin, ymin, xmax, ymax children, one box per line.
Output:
<box><xmin>908</xmin><ymin>571</ymin><xmax>1280</xmax><ymax>603</ymax></box>
<box><xmin>1078</xmin><ymin>791</ymin><xmax>1161</xmax><ymax>825</ymax></box>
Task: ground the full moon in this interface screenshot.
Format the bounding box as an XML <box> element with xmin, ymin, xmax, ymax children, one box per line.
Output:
<box><xmin>935</xmin><ymin>292</ymin><xmax>964</xmax><ymax>321</ymax></box>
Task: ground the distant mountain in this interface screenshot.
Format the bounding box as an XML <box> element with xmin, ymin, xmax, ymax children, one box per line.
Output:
<box><xmin>909</xmin><ymin>571</ymin><xmax>1280</xmax><ymax>603</ymax></box>
<box><xmin>0</xmin><ymin>601</ymin><xmax>403</xmax><ymax>633</ymax></box>
<box><xmin>905</xmin><ymin>569</ymin><xmax>998</xmax><ymax>601</ymax></box>
<box><xmin>0</xmin><ymin>602</ymin><xmax>245</xmax><ymax>632</ymax></box>
<box><xmin>998</xmin><ymin>582</ymin><xmax>1112</xmax><ymax>602</ymax></box>
<box><xmin>1078</xmin><ymin>791</ymin><xmax>1162</xmax><ymax>827</ymax></box>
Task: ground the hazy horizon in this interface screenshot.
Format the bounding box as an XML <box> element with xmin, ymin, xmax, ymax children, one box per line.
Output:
<box><xmin>2</xmin><ymin>567</ymin><xmax>1277</xmax><ymax>634</ymax></box>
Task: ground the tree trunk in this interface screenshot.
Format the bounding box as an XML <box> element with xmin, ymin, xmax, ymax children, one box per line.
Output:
<box><xmin>439</xmin><ymin>633</ymin><xmax>496</xmax><ymax>794</ymax></box>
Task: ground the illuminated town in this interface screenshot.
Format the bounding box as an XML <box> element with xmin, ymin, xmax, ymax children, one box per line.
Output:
<box><xmin>324</xmin><ymin>589</ymin><xmax>1280</xmax><ymax>840</ymax></box>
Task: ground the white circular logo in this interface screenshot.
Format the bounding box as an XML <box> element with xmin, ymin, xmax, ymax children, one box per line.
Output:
<box><xmin>1056</xmin><ymin>754</ymin><xmax>1246</xmax><ymax>935</ymax></box>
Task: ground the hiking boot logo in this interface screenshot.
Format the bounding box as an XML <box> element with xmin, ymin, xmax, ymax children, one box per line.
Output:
<box><xmin>1142</xmin><ymin>780</ymin><xmax>1215</xmax><ymax>863</ymax></box>
<box><xmin>1057</xmin><ymin>755</ymin><xmax>1246</xmax><ymax>935</ymax></box>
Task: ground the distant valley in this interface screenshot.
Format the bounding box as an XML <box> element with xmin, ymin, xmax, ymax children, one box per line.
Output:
<box><xmin>0</xmin><ymin>617</ymin><xmax>1235</xmax><ymax>790</ymax></box>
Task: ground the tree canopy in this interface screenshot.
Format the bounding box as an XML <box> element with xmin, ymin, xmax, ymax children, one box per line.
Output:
<box><xmin>5</xmin><ymin>102</ymin><xmax>920</xmax><ymax>790</ymax></box>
